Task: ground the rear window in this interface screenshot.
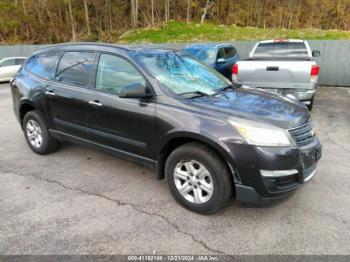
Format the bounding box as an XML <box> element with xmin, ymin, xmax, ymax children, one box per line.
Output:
<box><xmin>253</xmin><ymin>42</ymin><xmax>308</xmax><ymax>57</ymax></box>
<box><xmin>26</xmin><ymin>52</ymin><xmax>59</xmax><ymax>80</ymax></box>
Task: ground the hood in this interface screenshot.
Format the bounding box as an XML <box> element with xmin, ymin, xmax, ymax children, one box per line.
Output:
<box><xmin>189</xmin><ymin>87</ymin><xmax>310</xmax><ymax>129</ymax></box>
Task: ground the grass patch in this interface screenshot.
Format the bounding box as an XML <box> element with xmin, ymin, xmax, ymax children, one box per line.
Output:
<box><xmin>120</xmin><ymin>21</ymin><xmax>350</xmax><ymax>43</ymax></box>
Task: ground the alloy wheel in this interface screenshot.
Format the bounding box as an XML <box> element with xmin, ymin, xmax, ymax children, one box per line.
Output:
<box><xmin>26</xmin><ymin>119</ymin><xmax>43</xmax><ymax>148</ymax></box>
<box><xmin>173</xmin><ymin>160</ymin><xmax>214</xmax><ymax>204</ymax></box>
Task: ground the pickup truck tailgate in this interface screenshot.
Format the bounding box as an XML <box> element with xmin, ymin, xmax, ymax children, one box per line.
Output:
<box><xmin>238</xmin><ymin>60</ymin><xmax>313</xmax><ymax>89</ymax></box>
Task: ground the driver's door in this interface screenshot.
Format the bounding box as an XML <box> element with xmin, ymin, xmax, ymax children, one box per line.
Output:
<box><xmin>213</xmin><ymin>47</ymin><xmax>228</xmax><ymax>77</ymax></box>
<box><xmin>85</xmin><ymin>53</ymin><xmax>156</xmax><ymax>159</ymax></box>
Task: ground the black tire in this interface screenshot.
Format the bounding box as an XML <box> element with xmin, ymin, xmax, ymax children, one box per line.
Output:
<box><xmin>165</xmin><ymin>142</ymin><xmax>233</xmax><ymax>214</ymax></box>
<box><xmin>22</xmin><ymin>110</ymin><xmax>58</xmax><ymax>155</ymax></box>
<box><xmin>307</xmin><ymin>96</ymin><xmax>314</xmax><ymax>111</ymax></box>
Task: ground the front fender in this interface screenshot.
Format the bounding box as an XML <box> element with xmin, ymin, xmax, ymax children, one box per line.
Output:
<box><xmin>154</xmin><ymin>130</ymin><xmax>239</xmax><ymax>180</ymax></box>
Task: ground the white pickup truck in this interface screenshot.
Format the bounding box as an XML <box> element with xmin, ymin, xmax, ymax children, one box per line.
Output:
<box><xmin>232</xmin><ymin>39</ymin><xmax>320</xmax><ymax>110</ymax></box>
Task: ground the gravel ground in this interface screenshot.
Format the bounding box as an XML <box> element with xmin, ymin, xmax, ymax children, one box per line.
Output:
<box><xmin>0</xmin><ymin>83</ymin><xmax>349</xmax><ymax>255</ymax></box>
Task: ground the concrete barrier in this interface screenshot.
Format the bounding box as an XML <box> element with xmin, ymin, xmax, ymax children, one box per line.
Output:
<box><xmin>1</xmin><ymin>40</ymin><xmax>349</xmax><ymax>86</ymax></box>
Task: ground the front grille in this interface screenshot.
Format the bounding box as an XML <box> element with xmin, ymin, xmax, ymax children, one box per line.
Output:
<box><xmin>288</xmin><ymin>122</ymin><xmax>314</xmax><ymax>147</ymax></box>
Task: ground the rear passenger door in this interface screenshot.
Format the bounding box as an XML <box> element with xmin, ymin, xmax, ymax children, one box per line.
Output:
<box><xmin>85</xmin><ymin>53</ymin><xmax>156</xmax><ymax>159</ymax></box>
<box><xmin>43</xmin><ymin>51</ymin><xmax>97</xmax><ymax>139</ymax></box>
<box><xmin>214</xmin><ymin>47</ymin><xmax>229</xmax><ymax>78</ymax></box>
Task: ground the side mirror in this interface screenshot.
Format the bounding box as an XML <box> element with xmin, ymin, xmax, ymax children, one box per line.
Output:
<box><xmin>312</xmin><ymin>50</ymin><xmax>321</xmax><ymax>57</ymax></box>
<box><xmin>119</xmin><ymin>83</ymin><xmax>152</xmax><ymax>99</ymax></box>
<box><xmin>217</xmin><ymin>58</ymin><xmax>226</xmax><ymax>64</ymax></box>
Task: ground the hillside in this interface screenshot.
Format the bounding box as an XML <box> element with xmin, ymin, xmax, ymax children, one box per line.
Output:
<box><xmin>120</xmin><ymin>21</ymin><xmax>350</xmax><ymax>43</ymax></box>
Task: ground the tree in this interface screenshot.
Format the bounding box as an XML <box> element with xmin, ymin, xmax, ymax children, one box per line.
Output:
<box><xmin>151</xmin><ymin>0</ymin><xmax>154</xmax><ymax>27</ymax></box>
<box><xmin>83</xmin><ymin>0</ymin><xmax>90</xmax><ymax>35</ymax></box>
<box><xmin>130</xmin><ymin>0</ymin><xmax>138</xmax><ymax>28</ymax></box>
<box><xmin>187</xmin><ymin>0</ymin><xmax>190</xmax><ymax>23</ymax></box>
<box><xmin>200</xmin><ymin>0</ymin><xmax>210</xmax><ymax>24</ymax></box>
<box><xmin>67</xmin><ymin>0</ymin><xmax>76</xmax><ymax>41</ymax></box>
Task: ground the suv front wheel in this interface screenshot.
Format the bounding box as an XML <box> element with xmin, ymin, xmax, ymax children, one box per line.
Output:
<box><xmin>165</xmin><ymin>142</ymin><xmax>233</xmax><ymax>214</ymax></box>
<box><xmin>23</xmin><ymin>111</ymin><xmax>58</xmax><ymax>155</ymax></box>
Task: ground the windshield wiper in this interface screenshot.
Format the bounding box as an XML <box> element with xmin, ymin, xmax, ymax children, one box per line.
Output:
<box><xmin>214</xmin><ymin>83</ymin><xmax>241</xmax><ymax>95</ymax></box>
<box><xmin>178</xmin><ymin>91</ymin><xmax>210</xmax><ymax>98</ymax></box>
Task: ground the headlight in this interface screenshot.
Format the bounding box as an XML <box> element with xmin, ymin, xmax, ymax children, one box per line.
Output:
<box><xmin>227</xmin><ymin>117</ymin><xmax>295</xmax><ymax>147</ymax></box>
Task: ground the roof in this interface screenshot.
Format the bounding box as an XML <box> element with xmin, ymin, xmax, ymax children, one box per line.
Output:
<box><xmin>0</xmin><ymin>56</ymin><xmax>27</xmax><ymax>60</ymax></box>
<box><xmin>259</xmin><ymin>39</ymin><xmax>305</xmax><ymax>44</ymax></box>
<box><xmin>30</xmin><ymin>42</ymin><xmax>179</xmax><ymax>56</ymax></box>
<box><xmin>184</xmin><ymin>43</ymin><xmax>234</xmax><ymax>49</ymax></box>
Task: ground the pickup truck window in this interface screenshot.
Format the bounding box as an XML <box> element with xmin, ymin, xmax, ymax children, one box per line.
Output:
<box><xmin>253</xmin><ymin>42</ymin><xmax>308</xmax><ymax>57</ymax></box>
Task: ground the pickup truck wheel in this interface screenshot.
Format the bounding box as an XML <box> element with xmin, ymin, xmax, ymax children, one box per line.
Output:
<box><xmin>307</xmin><ymin>96</ymin><xmax>314</xmax><ymax>111</ymax></box>
<box><xmin>165</xmin><ymin>142</ymin><xmax>232</xmax><ymax>214</ymax></box>
<box><xmin>23</xmin><ymin>111</ymin><xmax>58</xmax><ymax>155</ymax></box>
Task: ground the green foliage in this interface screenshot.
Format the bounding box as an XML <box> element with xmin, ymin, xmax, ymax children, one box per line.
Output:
<box><xmin>0</xmin><ymin>0</ymin><xmax>350</xmax><ymax>44</ymax></box>
<box><xmin>121</xmin><ymin>21</ymin><xmax>350</xmax><ymax>43</ymax></box>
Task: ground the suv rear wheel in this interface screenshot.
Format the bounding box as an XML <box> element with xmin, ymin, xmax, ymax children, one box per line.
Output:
<box><xmin>165</xmin><ymin>142</ymin><xmax>232</xmax><ymax>214</ymax></box>
<box><xmin>23</xmin><ymin>111</ymin><xmax>58</xmax><ymax>155</ymax></box>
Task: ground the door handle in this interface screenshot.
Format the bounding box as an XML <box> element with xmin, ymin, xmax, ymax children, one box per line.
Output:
<box><xmin>266</xmin><ymin>66</ymin><xmax>279</xmax><ymax>71</ymax></box>
<box><xmin>88</xmin><ymin>100</ymin><xmax>102</xmax><ymax>107</ymax></box>
<box><xmin>45</xmin><ymin>89</ymin><xmax>55</xmax><ymax>96</ymax></box>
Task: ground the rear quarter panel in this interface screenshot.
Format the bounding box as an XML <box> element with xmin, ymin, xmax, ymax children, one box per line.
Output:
<box><xmin>11</xmin><ymin>68</ymin><xmax>47</xmax><ymax>126</ymax></box>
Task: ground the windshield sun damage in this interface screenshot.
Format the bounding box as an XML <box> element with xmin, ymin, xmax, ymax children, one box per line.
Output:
<box><xmin>133</xmin><ymin>51</ymin><xmax>230</xmax><ymax>96</ymax></box>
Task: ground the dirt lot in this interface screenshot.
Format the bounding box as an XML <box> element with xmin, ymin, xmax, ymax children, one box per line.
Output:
<box><xmin>0</xmin><ymin>83</ymin><xmax>349</xmax><ymax>255</ymax></box>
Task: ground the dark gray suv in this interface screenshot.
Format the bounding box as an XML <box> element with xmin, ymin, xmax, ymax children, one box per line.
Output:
<box><xmin>11</xmin><ymin>43</ymin><xmax>322</xmax><ymax>214</ymax></box>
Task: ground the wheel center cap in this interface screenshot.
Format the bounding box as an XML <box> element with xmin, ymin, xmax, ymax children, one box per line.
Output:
<box><xmin>190</xmin><ymin>177</ymin><xmax>197</xmax><ymax>185</ymax></box>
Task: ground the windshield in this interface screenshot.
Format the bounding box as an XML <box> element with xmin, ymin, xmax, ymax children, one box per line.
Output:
<box><xmin>253</xmin><ymin>42</ymin><xmax>308</xmax><ymax>58</ymax></box>
<box><xmin>133</xmin><ymin>51</ymin><xmax>230</xmax><ymax>96</ymax></box>
<box><xmin>183</xmin><ymin>47</ymin><xmax>216</xmax><ymax>65</ymax></box>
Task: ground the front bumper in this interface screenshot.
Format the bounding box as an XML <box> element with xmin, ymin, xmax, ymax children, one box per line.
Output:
<box><xmin>224</xmin><ymin>137</ymin><xmax>322</xmax><ymax>205</ymax></box>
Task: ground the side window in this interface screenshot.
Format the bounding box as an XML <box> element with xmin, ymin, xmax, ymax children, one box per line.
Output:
<box><xmin>56</xmin><ymin>51</ymin><xmax>95</xmax><ymax>87</ymax></box>
<box><xmin>95</xmin><ymin>54</ymin><xmax>145</xmax><ymax>95</ymax></box>
<box><xmin>1</xmin><ymin>59</ymin><xmax>16</xmax><ymax>67</ymax></box>
<box><xmin>216</xmin><ymin>48</ymin><xmax>225</xmax><ymax>61</ymax></box>
<box><xmin>224</xmin><ymin>47</ymin><xmax>236</xmax><ymax>59</ymax></box>
<box><xmin>26</xmin><ymin>52</ymin><xmax>59</xmax><ymax>80</ymax></box>
<box><xmin>15</xmin><ymin>58</ymin><xmax>25</xmax><ymax>65</ymax></box>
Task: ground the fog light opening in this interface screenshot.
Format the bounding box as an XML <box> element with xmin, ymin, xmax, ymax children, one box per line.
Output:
<box><xmin>260</xmin><ymin>169</ymin><xmax>298</xmax><ymax>177</ymax></box>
